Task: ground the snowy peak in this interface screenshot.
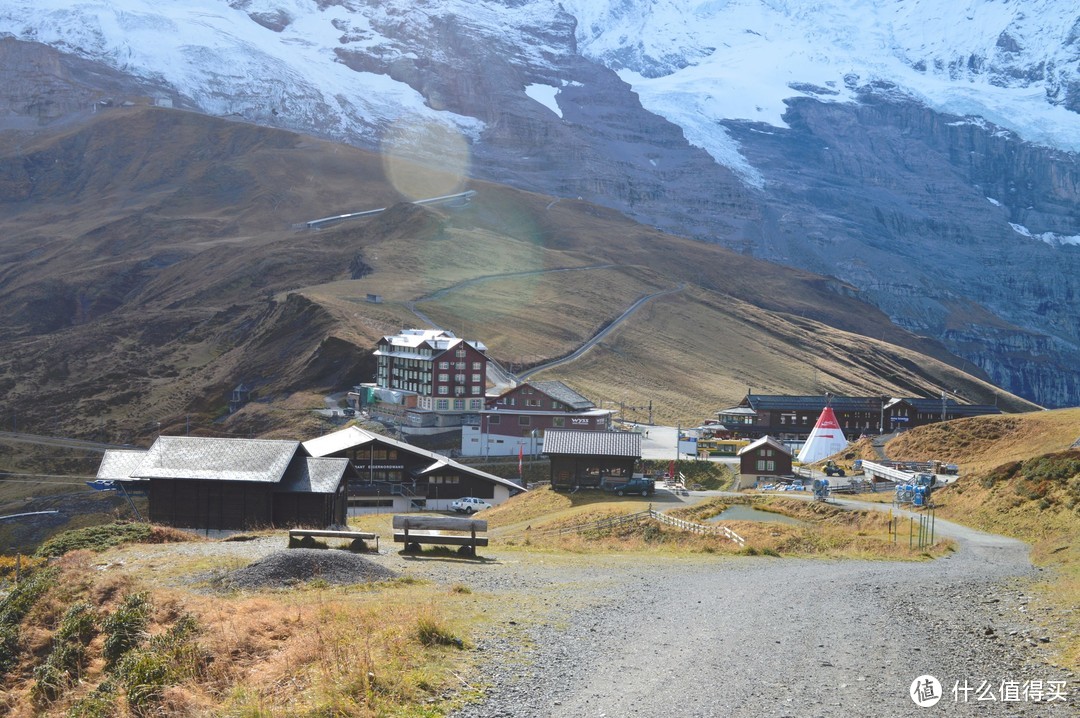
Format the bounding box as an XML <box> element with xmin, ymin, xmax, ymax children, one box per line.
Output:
<box><xmin>562</xmin><ymin>0</ymin><xmax>1080</xmax><ymax>152</ymax></box>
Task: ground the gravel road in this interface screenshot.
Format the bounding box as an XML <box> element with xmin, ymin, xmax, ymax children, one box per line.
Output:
<box><xmin>441</xmin><ymin>507</ymin><xmax>1077</xmax><ymax>718</ymax></box>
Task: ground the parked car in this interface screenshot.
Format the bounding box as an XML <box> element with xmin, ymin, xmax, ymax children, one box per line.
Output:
<box><xmin>451</xmin><ymin>497</ymin><xmax>492</xmax><ymax>514</ymax></box>
<box><xmin>604</xmin><ymin>477</ymin><xmax>655</xmax><ymax>497</ymax></box>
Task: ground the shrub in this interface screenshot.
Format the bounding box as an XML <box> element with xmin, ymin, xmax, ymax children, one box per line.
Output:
<box><xmin>31</xmin><ymin>600</ymin><xmax>99</xmax><ymax>701</ymax></box>
<box><xmin>0</xmin><ymin>565</ymin><xmax>58</xmax><ymax>674</ymax></box>
<box><xmin>36</xmin><ymin>523</ymin><xmax>154</xmax><ymax>558</ymax></box>
<box><xmin>415</xmin><ymin>615</ymin><xmax>464</xmax><ymax>649</ymax></box>
<box><xmin>0</xmin><ymin>555</ymin><xmax>48</xmax><ymax>582</ymax></box>
<box><xmin>113</xmin><ymin>614</ymin><xmax>204</xmax><ymax>717</ymax></box>
<box><xmin>68</xmin><ymin>682</ymin><xmax>117</xmax><ymax>718</ymax></box>
<box><xmin>102</xmin><ymin>593</ymin><xmax>151</xmax><ymax>668</ymax></box>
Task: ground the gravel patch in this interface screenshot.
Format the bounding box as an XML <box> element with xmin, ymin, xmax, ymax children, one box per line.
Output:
<box><xmin>220</xmin><ymin>549</ymin><xmax>397</xmax><ymax>590</ymax></box>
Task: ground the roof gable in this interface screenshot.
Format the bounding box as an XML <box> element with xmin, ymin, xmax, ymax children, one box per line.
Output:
<box><xmin>96</xmin><ymin>449</ymin><xmax>149</xmax><ymax>480</ymax></box>
<box><xmin>278</xmin><ymin>457</ymin><xmax>349</xmax><ymax>494</ymax></box>
<box><xmin>738</xmin><ymin>435</ymin><xmax>791</xmax><ymax>456</ymax></box>
<box><xmin>528</xmin><ymin>381</ymin><xmax>594</xmax><ymax>410</ymax></box>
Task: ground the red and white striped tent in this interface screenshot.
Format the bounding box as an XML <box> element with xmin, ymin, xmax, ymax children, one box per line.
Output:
<box><xmin>796</xmin><ymin>406</ymin><xmax>848</xmax><ymax>464</ymax></box>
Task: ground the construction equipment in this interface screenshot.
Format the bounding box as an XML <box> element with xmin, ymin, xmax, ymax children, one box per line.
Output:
<box><xmin>812</xmin><ymin>478</ymin><xmax>830</xmax><ymax>502</ymax></box>
<box><xmin>823</xmin><ymin>460</ymin><xmax>846</xmax><ymax>477</ymax></box>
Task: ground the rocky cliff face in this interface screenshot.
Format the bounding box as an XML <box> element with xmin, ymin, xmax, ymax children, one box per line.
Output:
<box><xmin>723</xmin><ymin>95</ymin><xmax>1080</xmax><ymax>409</ymax></box>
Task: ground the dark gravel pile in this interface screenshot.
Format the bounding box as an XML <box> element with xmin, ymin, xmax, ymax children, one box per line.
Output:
<box><xmin>222</xmin><ymin>549</ymin><xmax>398</xmax><ymax>589</ymax></box>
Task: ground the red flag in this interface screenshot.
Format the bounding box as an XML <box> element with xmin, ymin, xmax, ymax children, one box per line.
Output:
<box><xmin>668</xmin><ymin>459</ymin><xmax>675</xmax><ymax>480</ymax></box>
<box><xmin>518</xmin><ymin>444</ymin><xmax>524</xmax><ymax>475</ymax></box>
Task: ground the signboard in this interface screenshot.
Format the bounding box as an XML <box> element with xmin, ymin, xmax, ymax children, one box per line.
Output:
<box><xmin>891</xmin><ymin>416</ymin><xmax>909</xmax><ymax>423</ymax></box>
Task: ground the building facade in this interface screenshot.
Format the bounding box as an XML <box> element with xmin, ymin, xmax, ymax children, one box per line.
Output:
<box><xmin>716</xmin><ymin>394</ymin><xmax>1002</xmax><ymax>441</ymax></box>
<box><xmin>461</xmin><ymin>380</ymin><xmax>614</xmax><ymax>457</ymax></box>
<box><xmin>373</xmin><ymin>329</ymin><xmax>489</xmax><ymax>413</ymax></box>
<box><xmin>736</xmin><ymin>436</ymin><xmax>794</xmax><ymax>488</ymax></box>
<box><xmin>303</xmin><ymin>426</ymin><xmax>524</xmax><ymax>514</ymax></box>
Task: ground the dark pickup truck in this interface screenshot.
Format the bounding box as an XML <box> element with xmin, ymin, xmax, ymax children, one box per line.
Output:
<box><xmin>603</xmin><ymin>477</ymin><xmax>655</xmax><ymax>497</ymax></box>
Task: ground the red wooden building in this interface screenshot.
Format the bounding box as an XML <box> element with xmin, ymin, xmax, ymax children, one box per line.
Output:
<box><xmin>461</xmin><ymin>380</ymin><xmax>614</xmax><ymax>457</ymax></box>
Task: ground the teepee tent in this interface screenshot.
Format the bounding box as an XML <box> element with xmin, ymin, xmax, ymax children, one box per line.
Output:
<box><xmin>796</xmin><ymin>406</ymin><xmax>848</xmax><ymax>464</ymax></box>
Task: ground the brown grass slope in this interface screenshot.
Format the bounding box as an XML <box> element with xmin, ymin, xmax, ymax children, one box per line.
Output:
<box><xmin>0</xmin><ymin>106</ymin><xmax>1035</xmax><ymax>448</ymax></box>
<box><xmin>881</xmin><ymin>410</ymin><xmax>1080</xmax><ymax>668</ymax></box>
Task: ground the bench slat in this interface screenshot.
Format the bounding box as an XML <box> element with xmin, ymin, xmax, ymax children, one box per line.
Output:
<box><xmin>289</xmin><ymin>529</ymin><xmax>377</xmax><ymax>540</ymax></box>
<box><xmin>392</xmin><ymin>515</ymin><xmax>487</xmax><ymax>532</ymax></box>
<box><xmin>393</xmin><ymin>533</ymin><xmax>489</xmax><ymax>547</ymax></box>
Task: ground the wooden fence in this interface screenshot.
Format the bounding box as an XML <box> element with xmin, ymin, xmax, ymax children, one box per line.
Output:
<box><xmin>507</xmin><ymin>508</ymin><xmax>745</xmax><ymax>546</ymax></box>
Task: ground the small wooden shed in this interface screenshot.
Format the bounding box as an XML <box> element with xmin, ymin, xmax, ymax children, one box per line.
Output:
<box><xmin>736</xmin><ymin>435</ymin><xmax>793</xmax><ymax>489</ymax></box>
<box><xmin>544</xmin><ymin>429</ymin><xmax>641</xmax><ymax>491</ymax></box>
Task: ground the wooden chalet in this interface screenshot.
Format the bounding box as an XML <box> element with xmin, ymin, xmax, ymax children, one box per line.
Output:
<box><xmin>97</xmin><ymin>437</ymin><xmax>350</xmax><ymax>531</ymax></box>
<box><xmin>544</xmin><ymin>429</ymin><xmax>641</xmax><ymax>491</ymax></box>
<box><xmin>736</xmin><ymin>435</ymin><xmax>793</xmax><ymax>489</ymax></box>
<box><xmin>303</xmin><ymin>426</ymin><xmax>524</xmax><ymax>514</ymax></box>
<box><xmin>717</xmin><ymin>393</ymin><xmax>1002</xmax><ymax>441</ymax></box>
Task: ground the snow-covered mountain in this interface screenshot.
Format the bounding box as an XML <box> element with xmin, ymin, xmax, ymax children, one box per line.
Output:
<box><xmin>2</xmin><ymin>0</ymin><xmax>1079</xmax><ymax>407</ymax></box>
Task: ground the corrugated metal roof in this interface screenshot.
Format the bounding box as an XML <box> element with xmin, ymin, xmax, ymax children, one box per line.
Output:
<box><xmin>529</xmin><ymin>381</ymin><xmax>594</xmax><ymax>410</ymax></box>
<box><xmin>543</xmin><ymin>429</ymin><xmax>641</xmax><ymax>457</ymax></box>
<box><xmin>96</xmin><ymin>449</ymin><xmax>148</xmax><ymax>480</ymax></box>
<box><xmin>278</xmin><ymin>457</ymin><xmax>349</xmax><ymax>494</ymax></box>
<box><xmin>134</xmin><ymin>436</ymin><xmax>300</xmax><ymax>483</ymax></box>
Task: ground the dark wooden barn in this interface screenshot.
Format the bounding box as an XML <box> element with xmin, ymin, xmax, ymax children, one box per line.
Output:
<box><xmin>99</xmin><ymin>437</ymin><xmax>349</xmax><ymax>531</ymax></box>
<box><xmin>543</xmin><ymin>429</ymin><xmax>641</xmax><ymax>491</ymax></box>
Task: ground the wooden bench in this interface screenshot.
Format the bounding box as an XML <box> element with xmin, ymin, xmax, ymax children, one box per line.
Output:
<box><xmin>392</xmin><ymin>515</ymin><xmax>488</xmax><ymax>557</ymax></box>
<box><xmin>288</xmin><ymin>528</ymin><xmax>379</xmax><ymax>552</ymax></box>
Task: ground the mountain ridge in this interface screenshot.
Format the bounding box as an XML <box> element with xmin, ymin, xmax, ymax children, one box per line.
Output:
<box><xmin>1</xmin><ymin>1</ymin><xmax>1078</xmax><ymax>405</ymax></box>
<box><xmin>0</xmin><ymin>107</ymin><xmax>1036</xmax><ymax>445</ymax></box>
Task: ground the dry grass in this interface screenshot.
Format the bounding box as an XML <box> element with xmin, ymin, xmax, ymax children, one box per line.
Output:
<box><xmin>3</xmin><ymin>549</ymin><xmax>484</xmax><ymax>718</ymax></box>
<box><xmin>491</xmin><ymin>490</ymin><xmax>950</xmax><ymax>561</ymax></box>
<box><xmin>885</xmin><ymin>408</ymin><xmax>1080</xmax><ymax>474</ymax></box>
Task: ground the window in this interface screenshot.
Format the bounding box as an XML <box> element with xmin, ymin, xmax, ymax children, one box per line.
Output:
<box><xmin>518</xmin><ymin>416</ymin><xmax>531</xmax><ymax>425</ymax></box>
<box><xmin>453</xmin><ymin>399</ymin><xmax>465</xmax><ymax>410</ymax></box>
<box><xmin>455</xmin><ymin>374</ymin><xmax>465</xmax><ymax>383</ymax></box>
<box><xmin>439</xmin><ymin>361</ymin><xmax>449</xmax><ymax>369</ymax></box>
<box><xmin>472</xmin><ymin>361</ymin><xmax>481</xmax><ymax>370</ymax></box>
<box><xmin>469</xmin><ymin>399</ymin><xmax>482</xmax><ymax>410</ymax></box>
<box><xmin>436</xmin><ymin>399</ymin><xmax>449</xmax><ymax>410</ymax></box>
<box><xmin>438</xmin><ymin>373</ymin><xmax>448</xmax><ymax>382</ymax></box>
<box><xmin>472</xmin><ymin>373</ymin><xmax>481</xmax><ymax>383</ymax></box>
<box><xmin>456</xmin><ymin>349</ymin><xmax>466</xmax><ymax>358</ymax></box>
<box><xmin>756</xmin><ymin>459</ymin><xmax>775</xmax><ymax>472</ymax></box>
<box><xmin>526</xmin><ymin>399</ymin><xmax>540</xmax><ymax>407</ymax></box>
<box><xmin>552</xmin><ymin>417</ymin><xmax>565</xmax><ymax>427</ymax></box>
<box><xmin>438</xmin><ymin>386</ymin><xmax>449</xmax><ymax>395</ymax></box>
<box><xmin>471</xmin><ymin>386</ymin><xmax>481</xmax><ymax>395</ymax></box>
